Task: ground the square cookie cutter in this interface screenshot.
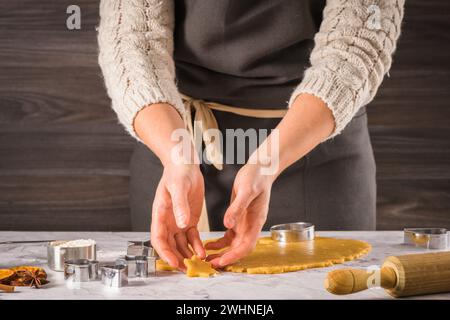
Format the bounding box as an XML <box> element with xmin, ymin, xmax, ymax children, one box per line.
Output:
<box><xmin>101</xmin><ymin>265</ymin><xmax>128</xmax><ymax>288</ymax></box>
<box><xmin>404</xmin><ymin>228</ymin><xmax>448</xmax><ymax>250</ymax></box>
<box><xmin>270</xmin><ymin>222</ymin><xmax>315</xmax><ymax>243</ymax></box>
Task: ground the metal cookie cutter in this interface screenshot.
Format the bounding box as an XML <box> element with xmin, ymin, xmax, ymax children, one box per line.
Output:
<box><xmin>127</xmin><ymin>240</ymin><xmax>155</xmax><ymax>257</ymax></box>
<box><xmin>48</xmin><ymin>241</ymin><xmax>96</xmax><ymax>272</ymax></box>
<box><xmin>116</xmin><ymin>255</ymin><xmax>157</xmax><ymax>278</ymax></box>
<box><xmin>146</xmin><ymin>255</ymin><xmax>157</xmax><ymax>276</ymax></box>
<box><xmin>64</xmin><ymin>259</ymin><xmax>99</xmax><ymax>283</ymax></box>
<box><xmin>116</xmin><ymin>255</ymin><xmax>137</xmax><ymax>277</ymax></box>
<box><xmin>404</xmin><ymin>228</ymin><xmax>448</xmax><ymax>250</ymax></box>
<box><xmin>270</xmin><ymin>222</ymin><xmax>315</xmax><ymax>243</ymax></box>
<box><xmin>116</xmin><ymin>255</ymin><xmax>141</xmax><ymax>278</ymax></box>
<box><xmin>101</xmin><ymin>265</ymin><xmax>128</xmax><ymax>288</ymax></box>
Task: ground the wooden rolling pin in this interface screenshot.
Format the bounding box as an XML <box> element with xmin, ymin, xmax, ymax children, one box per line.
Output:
<box><xmin>325</xmin><ymin>251</ymin><xmax>450</xmax><ymax>297</ymax></box>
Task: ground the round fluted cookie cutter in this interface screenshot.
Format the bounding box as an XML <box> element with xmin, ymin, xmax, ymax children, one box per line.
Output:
<box><xmin>270</xmin><ymin>222</ymin><xmax>315</xmax><ymax>243</ymax></box>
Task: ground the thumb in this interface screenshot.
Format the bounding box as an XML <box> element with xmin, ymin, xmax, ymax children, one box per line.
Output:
<box><xmin>169</xmin><ymin>187</ymin><xmax>190</xmax><ymax>229</ymax></box>
<box><xmin>224</xmin><ymin>188</ymin><xmax>253</xmax><ymax>229</ymax></box>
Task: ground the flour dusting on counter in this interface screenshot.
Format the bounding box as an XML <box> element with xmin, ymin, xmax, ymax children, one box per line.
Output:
<box><xmin>51</xmin><ymin>239</ymin><xmax>96</xmax><ymax>248</ymax></box>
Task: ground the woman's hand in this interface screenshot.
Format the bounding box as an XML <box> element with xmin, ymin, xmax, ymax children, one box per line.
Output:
<box><xmin>134</xmin><ymin>103</ymin><xmax>206</xmax><ymax>271</ymax></box>
<box><xmin>206</xmin><ymin>163</ymin><xmax>274</xmax><ymax>268</ymax></box>
<box><xmin>205</xmin><ymin>94</ymin><xmax>334</xmax><ymax>268</ymax></box>
<box><xmin>151</xmin><ymin>163</ymin><xmax>206</xmax><ymax>271</ymax></box>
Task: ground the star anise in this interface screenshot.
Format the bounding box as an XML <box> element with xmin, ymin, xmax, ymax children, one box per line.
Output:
<box><xmin>10</xmin><ymin>269</ymin><xmax>49</xmax><ymax>289</ymax></box>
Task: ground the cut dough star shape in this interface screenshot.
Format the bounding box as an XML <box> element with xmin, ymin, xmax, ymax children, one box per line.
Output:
<box><xmin>184</xmin><ymin>255</ymin><xmax>218</xmax><ymax>277</ymax></box>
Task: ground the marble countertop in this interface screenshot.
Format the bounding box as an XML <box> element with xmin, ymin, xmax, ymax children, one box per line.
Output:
<box><xmin>0</xmin><ymin>231</ymin><xmax>449</xmax><ymax>300</ymax></box>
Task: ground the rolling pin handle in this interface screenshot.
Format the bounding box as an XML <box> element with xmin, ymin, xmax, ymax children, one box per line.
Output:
<box><xmin>325</xmin><ymin>267</ymin><xmax>397</xmax><ymax>295</ymax></box>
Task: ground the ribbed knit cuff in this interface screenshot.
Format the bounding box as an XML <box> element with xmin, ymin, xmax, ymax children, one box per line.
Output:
<box><xmin>113</xmin><ymin>77</ymin><xmax>186</xmax><ymax>142</ymax></box>
<box><xmin>288</xmin><ymin>67</ymin><xmax>357</xmax><ymax>139</ymax></box>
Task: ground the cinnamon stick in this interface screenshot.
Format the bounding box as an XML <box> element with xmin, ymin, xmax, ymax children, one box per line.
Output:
<box><xmin>0</xmin><ymin>283</ymin><xmax>15</xmax><ymax>293</ymax></box>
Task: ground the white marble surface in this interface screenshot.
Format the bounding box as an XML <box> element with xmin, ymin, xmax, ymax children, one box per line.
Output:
<box><xmin>0</xmin><ymin>231</ymin><xmax>449</xmax><ymax>300</ymax></box>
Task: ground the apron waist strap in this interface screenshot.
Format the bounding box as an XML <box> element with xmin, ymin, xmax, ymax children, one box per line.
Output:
<box><xmin>181</xmin><ymin>93</ymin><xmax>287</xmax><ymax>171</ymax></box>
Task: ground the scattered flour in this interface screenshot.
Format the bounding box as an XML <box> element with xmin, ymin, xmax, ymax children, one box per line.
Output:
<box><xmin>52</xmin><ymin>239</ymin><xmax>96</xmax><ymax>248</ymax></box>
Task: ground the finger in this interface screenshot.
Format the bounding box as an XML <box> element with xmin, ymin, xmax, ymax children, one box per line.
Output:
<box><xmin>215</xmin><ymin>237</ymin><xmax>258</xmax><ymax>268</ymax></box>
<box><xmin>204</xmin><ymin>237</ymin><xmax>230</xmax><ymax>250</ymax></box>
<box><xmin>151</xmin><ymin>227</ymin><xmax>179</xmax><ymax>269</ymax></box>
<box><xmin>215</xmin><ymin>246</ymin><xmax>252</xmax><ymax>268</ymax></box>
<box><xmin>213</xmin><ymin>214</ymin><xmax>265</xmax><ymax>268</ymax></box>
<box><xmin>208</xmin><ymin>250</ymin><xmax>229</xmax><ymax>268</ymax></box>
<box><xmin>223</xmin><ymin>188</ymin><xmax>254</xmax><ymax>229</ymax></box>
<box><xmin>168</xmin><ymin>185</ymin><xmax>190</xmax><ymax>229</ymax></box>
<box><xmin>169</xmin><ymin>235</ymin><xmax>187</xmax><ymax>272</ymax></box>
<box><xmin>205</xmin><ymin>253</ymin><xmax>222</xmax><ymax>262</ymax></box>
<box><xmin>175</xmin><ymin>232</ymin><xmax>194</xmax><ymax>259</ymax></box>
<box><xmin>186</xmin><ymin>227</ymin><xmax>206</xmax><ymax>259</ymax></box>
<box><xmin>151</xmin><ymin>189</ymin><xmax>179</xmax><ymax>268</ymax></box>
<box><xmin>204</xmin><ymin>230</ymin><xmax>234</xmax><ymax>250</ymax></box>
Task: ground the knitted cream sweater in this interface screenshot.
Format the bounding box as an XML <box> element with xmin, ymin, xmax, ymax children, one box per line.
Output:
<box><xmin>98</xmin><ymin>0</ymin><xmax>404</xmax><ymax>139</ymax></box>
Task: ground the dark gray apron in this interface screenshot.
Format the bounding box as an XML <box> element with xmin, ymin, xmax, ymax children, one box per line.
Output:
<box><xmin>129</xmin><ymin>0</ymin><xmax>376</xmax><ymax>231</ymax></box>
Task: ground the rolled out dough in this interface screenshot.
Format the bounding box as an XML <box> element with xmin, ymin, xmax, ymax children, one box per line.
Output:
<box><xmin>157</xmin><ymin>237</ymin><xmax>371</xmax><ymax>275</ymax></box>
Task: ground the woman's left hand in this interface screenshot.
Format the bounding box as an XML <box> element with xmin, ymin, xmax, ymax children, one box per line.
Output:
<box><xmin>205</xmin><ymin>163</ymin><xmax>275</xmax><ymax>268</ymax></box>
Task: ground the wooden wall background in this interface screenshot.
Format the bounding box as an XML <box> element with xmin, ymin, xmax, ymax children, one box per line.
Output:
<box><xmin>0</xmin><ymin>1</ymin><xmax>449</xmax><ymax>231</ymax></box>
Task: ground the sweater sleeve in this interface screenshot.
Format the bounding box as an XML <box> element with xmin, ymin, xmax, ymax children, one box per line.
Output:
<box><xmin>288</xmin><ymin>0</ymin><xmax>405</xmax><ymax>138</ymax></box>
<box><xmin>98</xmin><ymin>0</ymin><xmax>185</xmax><ymax>139</ymax></box>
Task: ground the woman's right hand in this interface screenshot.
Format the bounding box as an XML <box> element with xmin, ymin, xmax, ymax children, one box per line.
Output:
<box><xmin>133</xmin><ymin>103</ymin><xmax>205</xmax><ymax>271</ymax></box>
<box><xmin>150</xmin><ymin>163</ymin><xmax>206</xmax><ymax>271</ymax></box>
